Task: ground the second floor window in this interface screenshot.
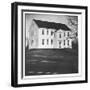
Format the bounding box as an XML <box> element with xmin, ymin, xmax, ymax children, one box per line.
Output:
<box><xmin>67</xmin><ymin>32</ymin><xmax>69</xmax><ymax>37</ymax></box>
<box><xmin>59</xmin><ymin>34</ymin><xmax>61</xmax><ymax>38</ymax></box>
<box><xmin>47</xmin><ymin>30</ymin><xmax>49</xmax><ymax>35</ymax></box>
<box><xmin>42</xmin><ymin>29</ymin><xmax>44</xmax><ymax>35</ymax></box>
<box><xmin>51</xmin><ymin>31</ymin><xmax>53</xmax><ymax>36</ymax></box>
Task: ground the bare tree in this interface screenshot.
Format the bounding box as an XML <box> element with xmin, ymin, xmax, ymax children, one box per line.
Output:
<box><xmin>67</xmin><ymin>16</ymin><xmax>78</xmax><ymax>44</ymax></box>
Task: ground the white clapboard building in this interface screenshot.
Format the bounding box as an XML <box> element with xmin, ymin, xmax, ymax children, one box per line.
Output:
<box><xmin>28</xmin><ymin>19</ymin><xmax>72</xmax><ymax>49</ymax></box>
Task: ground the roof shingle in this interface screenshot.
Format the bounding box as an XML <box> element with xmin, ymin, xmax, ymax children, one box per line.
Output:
<box><xmin>33</xmin><ymin>19</ymin><xmax>71</xmax><ymax>31</ymax></box>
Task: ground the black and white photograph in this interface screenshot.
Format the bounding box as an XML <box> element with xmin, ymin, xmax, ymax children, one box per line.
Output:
<box><xmin>11</xmin><ymin>2</ymin><xmax>87</xmax><ymax>87</ymax></box>
<box><xmin>25</xmin><ymin>14</ymin><xmax>78</xmax><ymax>76</ymax></box>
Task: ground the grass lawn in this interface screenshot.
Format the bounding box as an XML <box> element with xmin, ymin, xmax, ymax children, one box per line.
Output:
<box><xmin>25</xmin><ymin>48</ymin><xmax>78</xmax><ymax>76</ymax></box>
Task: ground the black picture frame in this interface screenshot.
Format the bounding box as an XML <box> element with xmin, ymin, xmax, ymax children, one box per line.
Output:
<box><xmin>11</xmin><ymin>2</ymin><xmax>88</xmax><ymax>87</ymax></box>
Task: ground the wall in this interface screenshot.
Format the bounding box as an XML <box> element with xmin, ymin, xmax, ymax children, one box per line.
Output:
<box><xmin>29</xmin><ymin>20</ymin><xmax>39</xmax><ymax>49</ymax></box>
<box><xmin>0</xmin><ymin>0</ymin><xmax>89</xmax><ymax>90</ymax></box>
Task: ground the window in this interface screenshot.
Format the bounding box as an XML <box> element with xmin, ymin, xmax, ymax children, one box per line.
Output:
<box><xmin>51</xmin><ymin>39</ymin><xmax>53</xmax><ymax>45</ymax></box>
<box><xmin>47</xmin><ymin>39</ymin><xmax>49</xmax><ymax>45</ymax></box>
<box><xmin>67</xmin><ymin>32</ymin><xmax>69</xmax><ymax>36</ymax></box>
<box><xmin>68</xmin><ymin>40</ymin><xmax>69</xmax><ymax>45</ymax></box>
<box><xmin>59</xmin><ymin>41</ymin><xmax>61</xmax><ymax>45</ymax></box>
<box><xmin>59</xmin><ymin>34</ymin><xmax>61</xmax><ymax>38</ymax></box>
<box><xmin>64</xmin><ymin>40</ymin><xmax>65</xmax><ymax>45</ymax></box>
<box><xmin>42</xmin><ymin>39</ymin><xmax>44</xmax><ymax>45</ymax></box>
<box><xmin>64</xmin><ymin>32</ymin><xmax>65</xmax><ymax>37</ymax></box>
<box><xmin>42</xmin><ymin>29</ymin><xmax>44</xmax><ymax>35</ymax></box>
<box><xmin>59</xmin><ymin>41</ymin><xmax>61</xmax><ymax>48</ymax></box>
<box><xmin>51</xmin><ymin>31</ymin><xmax>53</xmax><ymax>36</ymax></box>
<box><xmin>47</xmin><ymin>30</ymin><xmax>49</xmax><ymax>35</ymax></box>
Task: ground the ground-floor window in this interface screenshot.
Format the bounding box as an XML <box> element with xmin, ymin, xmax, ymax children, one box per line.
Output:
<box><xmin>42</xmin><ymin>39</ymin><xmax>44</xmax><ymax>45</ymax></box>
<box><xmin>47</xmin><ymin>39</ymin><xmax>49</xmax><ymax>45</ymax></box>
<box><xmin>67</xmin><ymin>40</ymin><xmax>69</xmax><ymax>46</ymax></box>
<box><xmin>51</xmin><ymin>39</ymin><xmax>53</xmax><ymax>45</ymax></box>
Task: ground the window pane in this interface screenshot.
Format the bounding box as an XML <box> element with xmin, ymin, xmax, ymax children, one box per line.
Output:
<box><xmin>59</xmin><ymin>34</ymin><xmax>61</xmax><ymax>38</ymax></box>
<box><xmin>42</xmin><ymin>39</ymin><xmax>44</xmax><ymax>45</ymax></box>
<box><xmin>47</xmin><ymin>30</ymin><xmax>48</xmax><ymax>35</ymax></box>
<box><xmin>64</xmin><ymin>32</ymin><xmax>65</xmax><ymax>37</ymax></box>
<box><xmin>51</xmin><ymin>39</ymin><xmax>53</xmax><ymax>45</ymax></box>
<box><xmin>68</xmin><ymin>32</ymin><xmax>69</xmax><ymax>36</ymax></box>
<box><xmin>51</xmin><ymin>31</ymin><xmax>53</xmax><ymax>35</ymax></box>
<box><xmin>47</xmin><ymin>39</ymin><xmax>49</xmax><ymax>45</ymax></box>
<box><xmin>59</xmin><ymin>41</ymin><xmax>61</xmax><ymax>44</ymax></box>
<box><xmin>68</xmin><ymin>40</ymin><xmax>69</xmax><ymax>45</ymax></box>
<box><xmin>64</xmin><ymin>40</ymin><xmax>65</xmax><ymax>45</ymax></box>
<box><xmin>42</xmin><ymin>29</ymin><xmax>44</xmax><ymax>35</ymax></box>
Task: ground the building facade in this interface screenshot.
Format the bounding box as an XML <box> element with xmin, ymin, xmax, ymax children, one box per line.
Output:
<box><xmin>28</xmin><ymin>19</ymin><xmax>72</xmax><ymax>49</ymax></box>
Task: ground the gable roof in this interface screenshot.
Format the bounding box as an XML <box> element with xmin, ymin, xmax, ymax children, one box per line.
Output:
<box><xmin>33</xmin><ymin>19</ymin><xmax>71</xmax><ymax>31</ymax></box>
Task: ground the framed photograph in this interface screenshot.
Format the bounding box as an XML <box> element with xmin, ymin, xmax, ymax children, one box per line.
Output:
<box><xmin>11</xmin><ymin>2</ymin><xmax>88</xmax><ymax>87</ymax></box>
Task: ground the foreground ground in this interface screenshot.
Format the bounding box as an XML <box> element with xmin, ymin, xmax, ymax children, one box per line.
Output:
<box><xmin>25</xmin><ymin>49</ymin><xmax>78</xmax><ymax>76</ymax></box>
